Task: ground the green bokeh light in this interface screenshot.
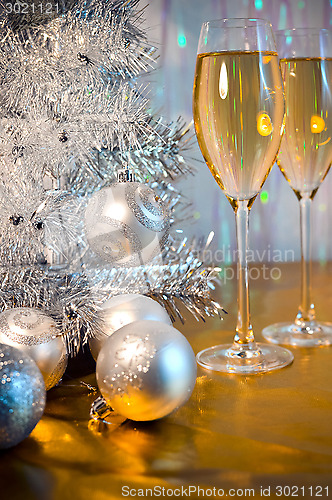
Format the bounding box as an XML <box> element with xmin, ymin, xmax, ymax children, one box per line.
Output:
<box><xmin>255</xmin><ymin>0</ymin><xmax>263</xmax><ymax>10</ymax></box>
<box><xmin>178</xmin><ymin>34</ymin><xmax>187</xmax><ymax>47</ymax></box>
<box><xmin>260</xmin><ymin>191</ymin><xmax>269</xmax><ymax>203</ymax></box>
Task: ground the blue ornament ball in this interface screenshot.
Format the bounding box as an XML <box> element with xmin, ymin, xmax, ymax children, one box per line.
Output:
<box><xmin>0</xmin><ymin>343</ymin><xmax>46</xmax><ymax>449</ymax></box>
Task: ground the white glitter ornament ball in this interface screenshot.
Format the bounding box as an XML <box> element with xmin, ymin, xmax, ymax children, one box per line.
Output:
<box><xmin>89</xmin><ymin>293</ymin><xmax>172</xmax><ymax>361</ymax></box>
<box><xmin>0</xmin><ymin>308</ymin><xmax>68</xmax><ymax>390</ymax></box>
<box><xmin>84</xmin><ymin>182</ymin><xmax>170</xmax><ymax>266</ymax></box>
<box><xmin>0</xmin><ymin>343</ymin><xmax>46</xmax><ymax>449</ymax></box>
<box><xmin>96</xmin><ymin>320</ymin><xmax>197</xmax><ymax>421</ymax></box>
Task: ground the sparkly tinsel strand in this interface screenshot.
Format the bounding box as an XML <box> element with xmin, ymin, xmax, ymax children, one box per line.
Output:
<box><xmin>0</xmin><ymin>266</ymin><xmax>104</xmax><ymax>356</ymax></box>
<box><xmin>0</xmin><ymin>0</ymin><xmax>156</xmax><ymax>115</ymax></box>
<box><xmin>0</xmin><ymin>232</ymin><xmax>224</xmax><ymax>355</ymax></box>
<box><xmin>85</xmin><ymin>235</ymin><xmax>225</xmax><ymax>324</ymax></box>
<box><xmin>104</xmin><ymin>118</ymin><xmax>197</xmax><ymax>181</ymax></box>
<box><xmin>67</xmin><ymin>118</ymin><xmax>197</xmax><ymax>196</ymax></box>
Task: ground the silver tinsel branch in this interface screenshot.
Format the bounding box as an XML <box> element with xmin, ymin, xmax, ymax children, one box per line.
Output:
<box><xmin>0</xmin><ymin>234</ymin><xmax>225</xmax><ymax>354</ymax></box>
<box><xmin>85</xmin><ymin>235</ymin><xmax>224</xmax><ymax>324</ymax></box>
<box><xmin>0</xmin><ymin>266</ymin><xmax>49</xmax><ymax>310</ymax></box>
<box><xmin>103</xmin><ymin>118</ymin><xmax>197</xmax><ymax>181</ymax></box>
<box><xmin>45</xmin><ymin>0</ymin><xmax>156</xmax><ymax>84</ymax></box>
<box><xmin>149</xmin><ymin>235</ymin><xmax>225</xmax><ymax>322</ymax></box>
<box><xmin>0</xmin><ymin>156</ymin><xmax>84</xmax><ymax>265</ymax></box>
<box><xmin>47</xmin><ymin>273</ymin><xmax>104</xmax><ymax>355</ymax></box>
<box><xmin>0</xmin><ymin>0</ymin><xmax>155</xmax><ymax>113</ymax></box>
<box><xmin>0</xmin><ymin>266</ymin><xmax>103</xmax><ymax>355</ymax></box>
<box><xmin>65</xmin><ymin>117</ymin><xmax>197</xmax><ymax>196</ymax></box>
<box><xmin>0</xmin><ymin>0</ymin><xmax>225</xmax><ymax>354</ymax></box>
<box><xmin>0</xmin><ymin>28</ymin><xmax>52</xmax><ymax>115</ymax></box>
<box><xmin>0</xmin><ymin>83</ymin><xmax>152</xmax><ymax>179</ymax></box>
<box><xmin>0</xmin><ymin>0</ymin><xmax>195</xmax><ymax>185</ymax></box>
<box><xmin>0</xmin><ymin>0</ymin><xmax>157</xmax><ymax>176</ymax></box>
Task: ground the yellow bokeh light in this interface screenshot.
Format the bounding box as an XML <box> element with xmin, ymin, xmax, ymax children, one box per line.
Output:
<box><xmin>262</xmin><ymin>55</ymin><xmax>271</xmax><ymax>64</ymax></box>
<box><xmin>257</xmin><ymin>112</ymin><xmax>273</xmax><ymax>136</ymax></box>
<box><xmin>311</xmin><ymin>115</ymin><xmax>325</xmax><ymax>134</ymax></box>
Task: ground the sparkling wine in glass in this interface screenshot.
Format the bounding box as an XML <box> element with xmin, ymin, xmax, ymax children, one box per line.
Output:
<box><xmin>263</xmin><ymin>28</ymin><xmax>332</xmax><ymax>347</ymax></box>
<box><xmin>193</xmin><ymin>18</ymin><xmax>294</xmax><ymax>373</ymax></box>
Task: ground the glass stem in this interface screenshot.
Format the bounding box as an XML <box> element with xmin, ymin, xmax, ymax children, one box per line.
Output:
<box><xmin>234</xmin><ymin>200</ymin><xmax>254</xmax><ymax>345</ymax></box>
<box><xmin>296</xmin><ymin>194</ymin><xmax>316</xmax><ymax>325</ymax></box>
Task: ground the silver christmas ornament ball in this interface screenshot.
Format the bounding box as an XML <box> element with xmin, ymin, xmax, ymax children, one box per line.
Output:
<box><xmin>84</xmin><ymin>182</ymin><xmax>170</xmax><ymax>267</ymax></box>
<box><xmin>89</xmin><ymin>293</ymin><xmax>172</xmax><ymax>361</ymax></box>
<box><xmin>0</xmin><ymin>307</ymin><xmax>68</xmax><ymax>390</ymax></box>
<box><xmin>96</xmin><ymin>320</ymin><xmax>197</xmax><ymax>421</ymax></box>
<box><xmin>0</xmin><ymin>343</ymin><xmax>46</xmax><ymax>449</ymax></box>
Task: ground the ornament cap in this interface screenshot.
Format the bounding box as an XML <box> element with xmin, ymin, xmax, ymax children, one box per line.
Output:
<box><xmin>117</xmin><ymin>169</ymin><xmax>135</xmax><ymax>183</ymax></box>
<box><xmin>90</xmin><ymin>396</ymin><xmax>113</xmax><ymax>420</ymax></box>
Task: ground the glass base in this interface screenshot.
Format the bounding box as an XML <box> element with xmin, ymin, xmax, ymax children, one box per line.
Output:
<box><xmin>262</xmin><ymin>321</ymin><xmax>332</xmax><ymax>347</ymax></box>
<box><xmin>196</xmin><ymin>342</ymin><xmax>294</xmax><ymax>374</ymax></box>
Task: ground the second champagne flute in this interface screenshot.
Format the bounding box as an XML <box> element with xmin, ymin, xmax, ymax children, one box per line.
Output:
<box><xmin>263</xmin><ymin>28</ymin><xmax>332</xmax><ymax>347</ymax></box>
<box><xmin>193</xmin><ymin>18</ymin><xmax>294</xmax><ymax>373</ymax></box>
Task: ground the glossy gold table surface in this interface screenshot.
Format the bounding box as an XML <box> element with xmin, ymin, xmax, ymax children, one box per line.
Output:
<box><xmin>1</xmin><ymin>263</ymin><xmax>332</xmax><ymax>500</ymax></box>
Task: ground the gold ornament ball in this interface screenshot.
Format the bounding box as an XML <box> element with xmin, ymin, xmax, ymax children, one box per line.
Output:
<box><xmin>89</xmin><ymin>293</ymin><xmax>172</xmax><ymax>361</ymax></box>
<box><xmin>0</xmin><ymin>307</ymin><xmax>68</xmax><ymax>390</ymax></box>
<box><xmin>96</xmin><ymin>320</ymin><xmax>197</xmax><ymax>421</ymax></box>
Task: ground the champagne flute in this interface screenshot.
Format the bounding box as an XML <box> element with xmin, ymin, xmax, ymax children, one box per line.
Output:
<box><xmin>262</xmin><ymin>28</ymin><xmax>332</xmax><ymax>347</ymax></box>
<box><xmin>193</xmin><ymin>18</ymin><xmax>294</xmax><ymax>373</ymax></box>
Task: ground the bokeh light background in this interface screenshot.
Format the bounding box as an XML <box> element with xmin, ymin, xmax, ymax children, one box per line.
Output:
<box><xmin>143</xmin><ymin>0</ymin><xmax>332</xmax><ymax>264</ymax></box>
